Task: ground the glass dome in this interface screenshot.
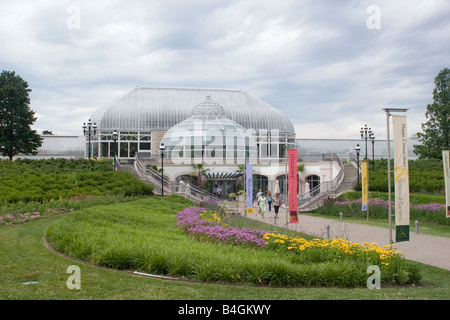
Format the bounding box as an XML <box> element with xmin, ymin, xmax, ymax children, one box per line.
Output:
<box><xmin>160</xmin><ymin>96</ymin><xmax>257</xmax><ymax>164</ymax></box>
<box><xmin>90</xmin><ymin>87</ymin><xmax>295</xmax><ymax>133</ymax></box>
<box><xmin>88</xmin><ymin>87</ymin><xmax>296</xmax><ymax>159</ymax></box>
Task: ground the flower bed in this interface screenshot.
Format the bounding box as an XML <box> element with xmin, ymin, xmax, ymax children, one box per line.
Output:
<box><xmin>176</xmin><ymin>206</ymin><xmax>268</xmax><ymax>248</ymax></box>
<box><xmin>0</xmin><ymin>208</ymin><xmax>73</xmax><ymax>226</ymax></box>
<box><xmin>316</xmin><ymin>197</ymin><xmax>448</xmax><ymax>225</ymax></box>
<box><xmin>334</xmin><ymin>198</ymin><xmax>445</xmax><ymax>212</ymax></box>
<box><xmin>264</xmin><ymin>232</ymin><xmax>401</xmax><ymax>267</ymax></box>
<box><xmin>176</xmin><ymin>206</ymin><xmax>421</xmax><ymax>286</ymax></box>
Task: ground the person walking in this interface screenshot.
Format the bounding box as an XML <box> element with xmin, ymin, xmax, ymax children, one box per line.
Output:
<box><xmin>216</xmin><ymin>185</ymin><xmax>222</xmax><ymax>197</ymax></box>
<box><xmin>259</xmin><ymin>193</ymin><xmax>267</xmax><ymax>218</ymax></box>
<box><xmin>273</xmin><ymin>193</ymin><xmax>281</xmax><ymax>218</ymax></box>
<box><xmin>267</xmin><ymin>190</ymin><xmax>272</xmax><ymax>212</ymax></box>
<box><xmin>256</xmin><ymin>189</ymin><xmax>263</xmax><ymax>214</ymax></box>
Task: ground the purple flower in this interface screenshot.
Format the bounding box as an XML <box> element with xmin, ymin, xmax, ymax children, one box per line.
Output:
<box><xmin>176</xmin><ymin>206</ymin><xmax>269</xmax><ymax>248</ymax></box>
<box><xmin>412</xmin><ymin>203</ymin><xmax>444</xmax><ymax>212</ymax></box>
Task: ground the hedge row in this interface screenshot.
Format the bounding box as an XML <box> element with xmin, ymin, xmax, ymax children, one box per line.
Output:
<box><xmin>355</xmin><ymin>159</ymin><xmax>445</xmax><ymax>193</ymax></box>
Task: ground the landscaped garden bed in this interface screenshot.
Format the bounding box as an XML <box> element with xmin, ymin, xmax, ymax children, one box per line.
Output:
<box><xmin>45</xmin><ymin>196</ymin><xmax>421</xmax><ymax>287</ymax></box>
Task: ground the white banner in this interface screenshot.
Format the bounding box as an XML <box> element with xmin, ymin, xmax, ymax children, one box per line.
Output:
<box><xmin>393</xmin><ymin>115</ymin><xmax>410</xmax><ymax>242</ymax></box>
<box><xmin>443</xmin><ymin>150</ymin><xmax>450</xmax><ymax>218</ymax></box>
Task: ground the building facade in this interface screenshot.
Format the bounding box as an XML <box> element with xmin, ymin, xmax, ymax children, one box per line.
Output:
<box><xmin>13</xmin><ymin>86</ymin><xmax>419</xmax><ymax>199</ymax></box>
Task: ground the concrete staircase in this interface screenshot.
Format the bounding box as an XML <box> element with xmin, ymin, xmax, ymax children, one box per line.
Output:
<box><xmin>116</xmin><ymin>159</ymin><xmax>223</xmax><ymax>204</ymax></box>
<box><xmin>116</xmin><ymin>161</ymin><xmax>164</xmax><ymax>195</ymax></box>
<box><xmin>299</xmin><ymin>163</ymin><xmax>358</xmax><ymax>212</ymax></box>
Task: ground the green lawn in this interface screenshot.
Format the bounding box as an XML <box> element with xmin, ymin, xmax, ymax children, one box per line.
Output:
<box><xmin>1</xmin><ymin>196</ymin><xmax>450</xmax><ymax>300</ymax></box>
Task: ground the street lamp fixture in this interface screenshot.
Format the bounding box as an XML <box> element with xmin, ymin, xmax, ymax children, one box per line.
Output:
<box><xmin>112</xmin><ymin>130</ymin><xmax>118</xmax><ymax>171</ymax></box>
<box><xmin>82</xmin><ymin>119</ymin><xmax>97</xmax><ymax>159</ymax></box>
<box><xmin>360</xmin><ymin>124</ymin><xmax>372</xmax><ymax>160</ymax></box>
<box><xmin>159</xmin><ymin>143</ymin><xmax>166</xmax><ymax>196</ymax></box>
<box><xmin>355</xmin><ymin>144</ymin><xmax>361</xmax><ymax>189</ymax></box>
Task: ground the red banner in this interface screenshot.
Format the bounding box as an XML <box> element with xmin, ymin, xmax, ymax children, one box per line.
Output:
<box><xmin>288</xmin><ymin>149</ymin><xmax>299</xmax><ymax>223</ymax></box>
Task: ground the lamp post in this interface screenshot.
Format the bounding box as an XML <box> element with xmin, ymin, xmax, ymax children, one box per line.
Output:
<box><xmin>160</xmin><ymin>143</ymin><xmax>165</xmax><ymax>197</ymax></box>
<box><xmin>370</xmin><ymin>132</ymin><xmax>375</xmax><ymax>171</ymax></box>
<box><xmin>355</xmin><ymin>144</ymin><xmax>361</xmax><ymax>189</ymax></box>
<box><xmin>112</xmin><ymin>130</ymin><xmax>118</xmax><ymax>171</ymax></box>
<box><xmin>82</xmin><ymin>119</ymin><xmax>97</xmax><ymax>159</ymax></box>
<box><xmin>360</xmin><ymin>124</ymin><xmax>372</xmax><ymax>160</ymax></box>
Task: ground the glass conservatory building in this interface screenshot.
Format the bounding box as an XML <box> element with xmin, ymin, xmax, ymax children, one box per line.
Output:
<box><xmin>88</xmin><ymin>87</ymin><xmax>296</xmax><ymax>161</ymax></box>
<box><xmin>160</xmin><ymin>95</ymin><xmax>258</xmax><ymax>165</ymax></box>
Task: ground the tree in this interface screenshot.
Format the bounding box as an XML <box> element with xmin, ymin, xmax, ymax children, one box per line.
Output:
<box><xmin>191</xmin><ymin>163</ymin><xmax>210</xmax><ymax>188</ymax></box>
<box><xmin>42</xmin><ymin>130</ymin><xmax>53</xmax><ymax>135</ymax></box>
<box><xmin>414</xmin><ymin>68</ymin><xmax>450</xmax><ymax>159</ymax></box>
<box><xmin>0</xmin><ymin>70</ymin><xmax>42</xmax><ymax>160</ymax></box>
<box><xmin>297</xmin><ymin>163</ymin><xmax>304</xmax><ymax>194</ymax></box>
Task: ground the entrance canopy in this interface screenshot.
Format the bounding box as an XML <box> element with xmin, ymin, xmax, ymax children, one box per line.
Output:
<box><xmin>204</xmin><ymin>172</ymin><xmax>243</xmax><ymax>180</ymax></box>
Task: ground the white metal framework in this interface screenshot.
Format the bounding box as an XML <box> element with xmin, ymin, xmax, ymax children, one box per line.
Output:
<box><xmin>88</xmin><ymin>87</ymin><xmax>296</xmax><ymax>159</ymax></box>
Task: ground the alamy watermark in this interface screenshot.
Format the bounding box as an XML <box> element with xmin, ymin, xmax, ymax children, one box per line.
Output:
<box><xmin>66</xmin><ymin>5</ymin><xmax>81</xmax><ymax>30</ymax></box>
<box><xmin>367</xmin><ymin>265</ymin><xmax>381</xmax><ymax>289</ymax></box>
<box><xmin>366</xmin><ymin>5</ymin><xmax>381</xmax><ymax>30</ymax></box>
<box><xmin>66</xmin><ymin>265</ymin><xmax>81</xmax><ymax>290</ymax></box>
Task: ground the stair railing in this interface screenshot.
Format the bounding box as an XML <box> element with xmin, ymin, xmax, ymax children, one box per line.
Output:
<box><xmin>134</xmin><ymin>154</ymin><xmax>223</xmax><ymax>204</ymax></box>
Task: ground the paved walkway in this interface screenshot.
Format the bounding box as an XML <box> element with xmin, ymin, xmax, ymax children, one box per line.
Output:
<box><xmin>241</xmin><ymin>204</ymin><xmax>450</xmax><ymax>271</ymax></box>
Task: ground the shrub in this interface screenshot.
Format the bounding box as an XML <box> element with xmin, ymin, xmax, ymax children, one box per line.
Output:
<box><xmin>358</xmin><ymin>159</ymin><xmax>445</xmax><ymax>194</ymax></box>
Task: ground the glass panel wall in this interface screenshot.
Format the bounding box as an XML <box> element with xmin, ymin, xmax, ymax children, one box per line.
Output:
<box><xmin>89</xmin><ymin>131</ymin><xmax>152</xmax><ymax>159</ymax></box>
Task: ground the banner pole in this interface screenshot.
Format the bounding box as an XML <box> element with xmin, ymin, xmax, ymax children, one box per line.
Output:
<box><xmin>443</xmin><ymin>150</ymin><xmax>450</xmax><ymax>218</ymax></box>
<box><xmin>385</xmin><ymin>110</ymin><xmax>393</xmax><ymax>245</ymax></box>
<box><xmin>367</xmin><ymin>161</ymin><xmax>370</xmax><ymax>221</ymax></box>
<box><xmin>383</xmin><ymin>108</ymin><xmax>408</xmax><ymax>245</ymax></box>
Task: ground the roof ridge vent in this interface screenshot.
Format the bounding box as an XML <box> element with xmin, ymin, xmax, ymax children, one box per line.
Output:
<box><xmin>190</xmin><ymin>95</ymin><xmax>226</xmax><ymax>118</ymax></box>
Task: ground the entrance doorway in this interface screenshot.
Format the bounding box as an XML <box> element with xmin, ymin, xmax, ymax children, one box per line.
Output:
<box><xmin>306</xmin><ymin>175</ymin><xmax>320</xmax><ymax>196</ymax></box>
<box><xmin>253</xmin><ymin>175</ymin><xmax>268</xmax><ymax>198</ymax></box>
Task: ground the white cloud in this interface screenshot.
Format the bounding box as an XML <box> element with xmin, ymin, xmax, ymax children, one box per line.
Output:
<box><xmin>0</xmin><ymin>0</ymin><xmax>448</xmax><ymax>139</ymax></box>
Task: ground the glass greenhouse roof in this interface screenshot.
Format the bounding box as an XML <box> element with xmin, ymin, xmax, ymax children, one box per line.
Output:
<box><xmin>160</xmin><ymin>96</ymin><xmax>258</xmax><ymax>162</ymax></box>
<box><xmin>15</xmin><ymin>136</ymin><xmax>85</xmax><ymax>159</ymax></box>
<box><xmin>90</xmin><ymin>87</ymin><xmax>295</xmax><ymax>134</ymax></box>
<box><xmin>296</xmin><ymin>139</ymin><xmax>420</xmax><ymax>160</ymax></box>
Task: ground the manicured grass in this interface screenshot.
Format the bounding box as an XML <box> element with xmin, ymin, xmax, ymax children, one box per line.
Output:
<box><xmin>1</xmin><ymin>200</ymin><xmax>449</xmax><ymax>300</ymax></box>
<box><xmin>45</xmin><ymin>196</ymin><xmax>420</xmax><ymax>287</ymax></box>
<box><xmin>0</xmin><ymin>201</ymin><xmax>448</xmax><ymax>300</ymax></box>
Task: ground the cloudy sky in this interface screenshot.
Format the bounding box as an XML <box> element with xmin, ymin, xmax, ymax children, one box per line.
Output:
<box><xmin>1</xmin><ymin>0</ymin><xmax>449</xmax><ymax>140</ymax></box>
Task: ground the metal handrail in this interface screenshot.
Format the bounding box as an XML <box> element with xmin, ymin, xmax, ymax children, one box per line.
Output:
<box><xmin>134</xmin><ymin>154</ymin><xmax>223</xmax><ymax>204</ymax></box>
<box><xmin>277</xmin><ymin>153</ymin><xmax>344</xmax><ymax>208</ymax></box>
<box><xmin>297</xmin><ymin>153</ymin><xmax>345</xmax><ymax>206</ymax></box>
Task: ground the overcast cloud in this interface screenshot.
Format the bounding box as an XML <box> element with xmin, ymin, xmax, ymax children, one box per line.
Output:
<box><xmin>1</xmin><ymin>0</ymin><xmax>449</xmax><ymax>140</ymax></box>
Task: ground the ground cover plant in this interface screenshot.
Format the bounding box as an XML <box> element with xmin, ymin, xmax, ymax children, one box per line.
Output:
<box><xmin>0</xmin><ymin>158</ymin><xmax>153</xmax><ymax>225</ymax></box>
<box><xmin>1</xmin><ymin>158</ymin><xmax>448</xmax><ymax>299</ymax></box>
<box><xmin>0</xmin><ymin>158</ymin><xmax>114</xmax><ymax>174</ymax></box>
<box><xmin>46</xmin><ymin>196</ymin><xmax>421</xmax><ymax>287</ymax></box>
<box><xmin>0</xmin><ymin>194</ymin><xmax>147</xmax><ymax>225</ymax></box>
<box><xmin>2</xmin><ymin>214</ymin><xmax>449</xmax><ymax>300</ymax></box>
<box><xmin>315</xmin><ymin>158</ymin><xmax>448</xmax><ymax>228</ymax></box>
<box><xmin>314</xmin><ymin>191</ymin><xmax>449</xmax><ymax>227</ymax></box>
